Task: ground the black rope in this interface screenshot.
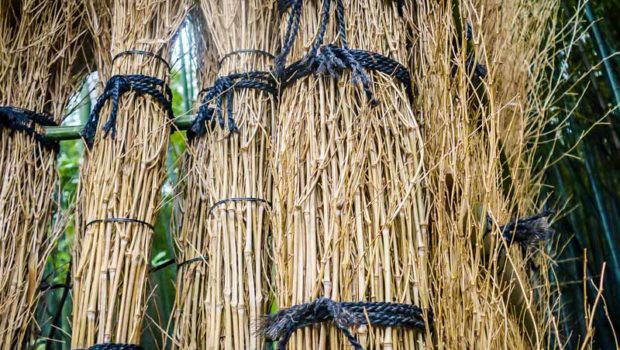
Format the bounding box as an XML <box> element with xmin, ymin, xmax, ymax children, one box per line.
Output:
<box><xmin>451</xmin><ymin>23</ymin><xmax>487</xmax><ymax>80</ymax></box>
<box><xmin>85</xmin><ymin>217</ymin><xmax>156</xmax><ymax>233</ymax></box>
<box><xmin>218</xmin><ymin>48</ymin><xmax>276</xmax><ymax>67</ymax></box>
<box><xmin>190</xmin><ymin>71</ymin><xmax>277</xmax><ymax>137</ymax></box>
<box><xmin>260</xmin><ymin>298</ymin><xmax>431</xmax><ymax>350</ymax></box>
<box><xmin>498</xmin><ymin>209</ymin><xmax>555</xmax><ymax>248</ymax></box>
<box><xmin>0</xmin><ymin>106</ymin><xmax>58</xmax><ymax>151</ymax></box>
<box><xmin>277</xmin><ymin>0</ymin><xmax>412</xmax><ymax>105</ymax></box>
<box><xmin>208</xmin><ymin>197</ymin><xmax>272</xmax><ymax>215</ymax></box>
<box><xmin>81</xmin><ymin>344</ymin><xmax>143</xmax><ymax>350</ymax></box>
<box><xmin>112</xmin><ymin>49</ymin><xmax>171</xmax><ymax>71</ymax></box>
<box><xmin>149</xmin><ymin>255</ymin><xmax>209</xmax><ymax>273</ymax></box>
<box><xmin>81</xmin><ymin>50</ymin><xmax>173</xmax><ymax>147</ymax></box>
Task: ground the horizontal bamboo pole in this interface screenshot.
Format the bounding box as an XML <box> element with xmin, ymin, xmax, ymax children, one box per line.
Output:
<box><xmin>43</xmin><ymin>115</ymin><xmax>194</xmax><ymax>141</ymax></box>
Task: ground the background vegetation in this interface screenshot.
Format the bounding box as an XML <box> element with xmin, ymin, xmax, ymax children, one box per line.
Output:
<box><xmin>33</xmin><ymin>1</ymin><xmax>619</xmax><ymax>349</ymax></box>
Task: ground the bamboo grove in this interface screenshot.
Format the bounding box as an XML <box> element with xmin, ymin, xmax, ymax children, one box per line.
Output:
<box><xmin>0</xmin><ymin>0</ymin><xmax>615</xmax><ymax>349</ymax></box>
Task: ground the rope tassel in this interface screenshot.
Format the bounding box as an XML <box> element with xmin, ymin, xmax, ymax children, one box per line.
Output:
<box><xmin>260</xmin><ymin>298</ymin><xmax>431</xmax><ymax>350</ymax></box>
<box><xmin>81</xmin><ymin>74</ymin><xmax>173</xmax><ymax>146</ymax></box>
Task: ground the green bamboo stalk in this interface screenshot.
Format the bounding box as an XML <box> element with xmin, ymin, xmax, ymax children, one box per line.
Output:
<box><xmin>43</xmin><ymin>115</ymin><xmax>195</xmax><ymax>141</ymax></box>
<box><xmin>584</xmin><ymin>1</ymin><xmax>620</xmax><ymax>111</ymax></box>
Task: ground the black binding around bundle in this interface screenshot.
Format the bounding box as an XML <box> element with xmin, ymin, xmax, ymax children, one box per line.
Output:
<box><xmin>497</xmin><ymin>209</ymin><xmax>555</xmax><ymax>248</ymax></box>
<box><xmin>81</xmin><ymin>50</ymin><xmax>174</xmax><ymax>147</ymax></box>
<box><xmin>260</xmin><ymin>298</ymin><xmax>431</xmax><ymax>350</ymax></box>
<box><xmin>190</xmin><ymin>70</ymin><xmax>277</xmax><ymax>137</ymax></box>
<box><xmin>80</xmin><ymin>343</ymin><xmax>143</xmax><ymax>350</ymax></box>
<box><xmin>276</xmin><ymin>0</ymin><xmax>414</xmax><ymax>105</ymax></box>
<box><xmin>0</xmin><ymin>106</ymin><xmax>58</xmax><ymax>151</ymax></box>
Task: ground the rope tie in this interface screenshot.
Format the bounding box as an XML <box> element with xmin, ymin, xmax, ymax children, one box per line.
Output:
<box><xmin>260</xmin><ymin>298</ymin><xmax>431</xmax><ymax>350</ymax></box>
<box><xmin>149</xmin><ymin>255</ymin><xmax>209</xmax><ymax>273</ymax></box>
<box><xmin>190</xmin><ymin>71</ymin><xmax>277</xmax><ymax>137</ymax></box>
<box><xmin>81</xmin><ymin>344</ymin><xmax>143</xmax><ymax>350</ymax></box>
<box><xmin>218</xmin><ymin>48</ymin><xmax>275</xmax><ymax>68</ymax></box>
<box><xmin>208</xmin><ymin>196</ymin><xmax>272</xmax><ymax>215</ymax></box>
<box><xmin>277</xmin><ymin>0</ymin><xmax>412</xmax><ymax>105</ymax></box>
<box><xmin>81</xmin><ymin>50</ymin><xmax>173</xmax><ymax>147</ymax></box>
<box><xmin>85</xmin><ymin>217</ymin><xmax>156</xmax><ymax>232</ymax></box>
<box><xmin>0</xmin><ymin>106</ymin><xmax>58</xmax><ymax>151</ymax></box>
<box><xmin>452</xmin><ymin>23</ymin><xmax>488</xmax><ymax>79</ymax></box>
<box><xmin>495</xmin><ymin>209</ymin><xmax>555</xmax><ymax>248</ymax></box>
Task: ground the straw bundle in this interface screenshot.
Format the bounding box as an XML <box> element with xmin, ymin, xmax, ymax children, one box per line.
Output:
<box><xmin>71</xmin><ymin>1</ymin><xmax>189</xmax><ymax>347</ymax></box>
<box><xmin>272</xmin><ymin>1</ymin><xmax>428</xmax><ymax>348</ymax></box>
<box><xmin>171</xmin><ymin>2</ymin><xmax>278</xmax><ymax>349</ymax></box>
<box><xmin>0</xmin><ymin>1</ymin><xmax>87</xmax><ymax>348</ymax></box>
<box><xmin>406</xmin><ymin>0</ymin><xmax>560</xmax><ymax>348</ymax></box>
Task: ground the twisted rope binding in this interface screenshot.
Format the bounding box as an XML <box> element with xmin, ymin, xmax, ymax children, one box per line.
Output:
<box><xmin>0</xmin><ymin>106</ymin><xmax>58</xmax><ymax>151</ymax></box>
<box><xmin>83</xmin><ymin>344</ymin><xmax>143</xmax><ymax>350</ymax></box>
<box><xmin>260</xmin><ymin>298</ymin><xmax>431</xmax><ymax>350</ymax></box>
<box><xmin>451</xmin><ymin>23</ymin><xmax>487</xmax><ymax>79</ymax></box>
<box><xmin>190</xmin><ymin>71</ymin><xmax>277</xmax><ymax>137</ymax></box>
<box><xmin>277</xmin><ymin>0</ymin><xmax>412</xmax><ymax>106</ymax></box>
<box><xmin>497</xmin><ymin>209</ymin><xmax>555</xmax><ymax>248</ymax></box>
<box><xmin>81</xmin><ymin>50</ymin><xmax>173</xmax><ymax>147</ymax></box>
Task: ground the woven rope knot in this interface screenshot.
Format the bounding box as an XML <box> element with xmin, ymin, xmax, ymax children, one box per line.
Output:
<box><xmin>498</xmin><ymin>209</ymin><xmax>555</xmax><ymax>248</ymax></box>
<box><xmin>0</xmin><ymin>106</ymin><xmax>58</xmax><ymax>151</ymax></box>
<box><xmin>191</xmin><ymin>71</ymin><xmax>277</xmax><ymax>138</ymax></box>
<box><xmin>260</xmin><ymin>298</ymin><xmax>430</xmax><ymax>350</ymax></box>
<box><xmin>81</xmin><ymin>74</ymin><xmax>173</xmax><ymax>147</ymax></box>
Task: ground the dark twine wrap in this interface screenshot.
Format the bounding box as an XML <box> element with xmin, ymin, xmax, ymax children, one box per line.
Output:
<box><xmin>260</xmin><ymin>298</ymin><xmax>431</xmax><ymax>350</ymax></box>
<box><xmin>82</xmin><ymin>344</ymin><xmax>143</xmax><ymax>350</ymax></box>
<box><xmin>277</xmin><ymin>0</ymin><xmax>413</xmax><ymax>105</ymax></box>
<box><xmin>497</xmin><ymin>209</ymin><xmax>555</xmax><ymax>248</ymax></box>
<box><xmin>190</xmin><ymin>71</ymin><xmax>277</xmax><ymax>137</ymax></box>
<box><xmin>451</xmin><ymin>23</ymin><xmax>488</xmax><ymax>79</ymax></box>
<box><xmin>0</xmin><ymin>106</ymin><xmax>58</xmax><ymax>151</ymax></box>
<box><xmin>81</xmin><ymin>50</ymin><xmax>174</xmax><ymax>147</ymax></box>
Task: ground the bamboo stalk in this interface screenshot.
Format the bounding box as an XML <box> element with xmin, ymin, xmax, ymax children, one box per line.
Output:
<box><xmin>0</xmin><ymin>1</ymin><xmax>87</xmax><ymax>348</ymax></box>
<box><xmin>71</xmin><ymin>1</ymin><xmax>189</xmax><ymax>347</ymax></box>
<box><xmin>171</xmin><ymin>2</ymin><xmax>278</xmax><ymax>349</ymax></box>
<box><xmin>273</xmin><ymin>1</ymin><xmax>427</xmax><ymax>349</ymax></box>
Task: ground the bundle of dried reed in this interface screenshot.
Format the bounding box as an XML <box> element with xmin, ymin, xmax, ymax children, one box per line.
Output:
<box><xmin>170</xmin><ymin>2</ymin><xmax>279</xmax><ymax>349</ymax></box>
<box><xmin>272</xmin><ymin>0</ymin><xmax>428</xmax><ymax>348</ymax></box>
<box><xmin>0</xmin><ymin>1</ymin><xmax>87</xmax><ymax>348</ymax></box>
<box><xmin>71</xmin><ymin>1</ymin><xmax>189</xmax><ymax>347</ymax></box>
<box><xmin>406</xmin><ymin>0</ymin><xmax>561</xmax><ymax>348</ymax></box>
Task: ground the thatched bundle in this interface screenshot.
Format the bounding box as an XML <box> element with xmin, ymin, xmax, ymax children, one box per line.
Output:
<box><xmin>406</xmin><ymin>0</ymin><xmax>560</xmax><ymax>348</ymax></box>
<box><xmin>171</xmin><ymin>2</ymin><xmax>279</xmax><ymax>349</ymax></box>
<box><xmin>272</xmin><ymin>0</ymin><xmax>428</xmax><ymax>348</ymax></box>
<box><xmin>71</xmin><ymin>0</ymin><xmax>189</xmax><ymax>346</ymax></box>
<box><xmin>0</xmin><ymin>1</ymin><xmax>87</xmax><ymax>348</ymax></box>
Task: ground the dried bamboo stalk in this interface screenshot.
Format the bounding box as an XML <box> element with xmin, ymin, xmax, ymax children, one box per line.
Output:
<box><xmin>171</xmin><ymin>2</ymin><xmax>278</xmax><ymax>349</ymax></box>
<box><xmin>406</xmin><ymin>0</ymin><xmax>561</xmax><ymax>348</ymax></box>
<box><xmin>72</xmin><ymin>1</ymin><xmax>189</xmax><ymax>347</ymax></box>
<box><xmin>0</xmin><ymin>1</ymin><xmax>87</xmax><ymax>348</ymax></box>
<box><xmin>273</xmin><ymin>1</ymin><xmax>428</xmax><ymax>349</ymax></box>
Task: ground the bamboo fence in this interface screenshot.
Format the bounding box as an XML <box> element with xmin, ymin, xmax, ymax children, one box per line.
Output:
<box><xmin>71</xmin><ymin>0</ymin><xmax>189</xmax><ymax>347</ymax></box>
<box><xmin>272</xmin><ymin>0</ymin><xmax>428</xmax><ymax>349</ymax></box>
<box><xmin>0</xmin><ymin>1</ymin><xmax>87</xmax><ymax>348</ymax></box>
<box><xmin>171</xmin><ymin>2</ymin><xmax>279</xmax><ymax>349</ymax></box>
<box><xmin>406</xmin><ymin>0</ymin><xmax>561</xmax><ymax>348</ymax></box>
